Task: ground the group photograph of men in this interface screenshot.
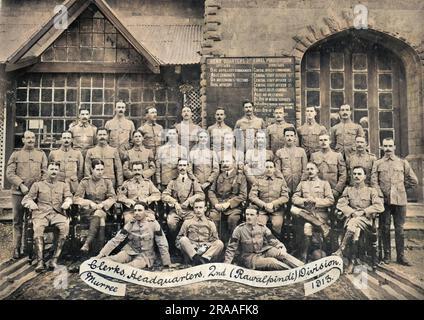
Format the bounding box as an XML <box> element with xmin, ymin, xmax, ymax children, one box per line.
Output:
<box><xmin>6</xmin><ymin>98</ymin><xmax>418</xmax><ymax>277</ymax></box>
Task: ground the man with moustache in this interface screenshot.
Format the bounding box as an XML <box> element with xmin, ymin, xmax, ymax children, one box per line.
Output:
<box><xmin>84</xmin><ymin>128</ymin><xmax>123</xmax><ymax>188</ymax></box>
<box><xmin>175</xmin><ymin>106</ymin><xmax>202</xmax><ymax>151</ymax></box>
<box><xmin>207</xmin><ymin>107</ymin><xmax>233</xmax><ymax>152</ymax></box>
<box><xmin>249</xmin><ymin>160</ymin><xmax>289</xmax><ymax>239</ymax></box>
<box><xmin>266</xmin><ymin>107</ymin><xmax>295</xmax><ymax>153</ymax></box>
<box><xmin>155</xmin><ymin>128</ymin><xmax>188</xmax><ymax>191</ymax></box>
<box><xmin>6</xmin><ymin>131</ymin><xmax>48</xmax><ymax>259</ymax></box>
<box><xmin>138</xmin><ymin>106</ymin><xmax>164</xmax><ymax>157</ymax></box>
<box><xmin>176</xmin><ymin>199</ymin><xmax>224</xmax><ymax>265</ymax></box>
<box><xmin>69</xmin><ymin>107</ymin><xmax>97</xmax><ymax>157</ymax></box>
<box><xmin>122</xmin><ymin>130</ymin><xmax>155</xmax><ymax>181</ymax></box>
<box><xmin>334</xmin><ymin>166</ymin><xmax>384</xmax><ymax>273</ymax></box>
<box><xmin>234</xmin><ymin>100</ymin><xmax>266</xmax><ymax>152</ymax></box>
<box><xmin>208</xmin><ymin>157</ymin><xmax>247</xmax><ymax>243</ymax></box>
<box><xmin>117</xmin><ymin>162</ymin><xmax>161</xmax><ymax>223</ymax></box>
<box><xmin>22</xmin><ymin>162</ymin><xmax>73</xmax><ymax>271</ymax></box>
<box><xmin>189</xmin><ymin>130</ymin><xmax>220</xmax><ymax>191</ymax></box>
<box><xmin>297</xmin><ymin>106</ymin><xmax>327</xmax><ymax>159</ymax></box>
<box><xmin>330</xmin><ymin>104</ymin><xmax>365</xmax><ymax>158</ymax></box>
<box><xmin>275</xmin><ymin>127</ymin><xmax>308</xmax><ymax>194</ymax></box>
<box><xmin>96</xmin><ymin>202</ymin><xmax>171</xmax><ymax>268</ymax></box>
<box><xmin>162</xmin><ymin>158</ymin><xmax>205</xmax><ymax>241</ymax></box>
<box><xmin>224</xmin><ymin>208</ymin><xmax>303</xmax><ymax>270</ymax></box>
<box><xmin>48</xmin><ymin>131</ymin><xmax>84</xmax><ymax>194</ymax></box>
<box><xmin>371</xmin><ymin>138</ymin><xmax>418</xmax><ymax>265</ymax></box>
<box><xmin>346</xmin><ymin>136</ymin><xmax>376</xmax><ymax>185</ymax></box>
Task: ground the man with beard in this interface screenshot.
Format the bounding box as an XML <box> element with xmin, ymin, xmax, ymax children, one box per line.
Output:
<box><xmin>330</xmin><ymin>104</ymin><xmax>365</xmax><ymax>158</ymax></box>
<box><xmin>117</xmin><ymin>162</ymin><xmax>161</xmax><ymax>223</ymax></box>
<box><xmin>224</xmin><ymin>208</ymin><xmax>303</xmax><ymax>270</ymax></box>
<box><xmin>96</xmin><ymin>202</ymin><xmax>171</xmax><ymax>268</ymax></box>
<box><xmin>69</xmin><ymin>107</ymin><xmax>97</xmax><ymax>157</ymax></box>
<box><xmin>275</xmin><ymin>127</ymin><xmax>308</xmax><ymax>194</ymax></box>
<box><xmin>207</xmin><ymin>107</ymin><xmax>233</xmax><ymax>152</ymax></box>
<box><xmin>22</xmin><ymin>162</ymin><xmax>73</xmax><ymax>271</ymax></box>
<box><xmin>155</xmin><ymin>128</ymin><xmax>188</xmax><ymax>191</ymax></box>
<box><xmin>138</xmin><ymin>106</ymin><xmax>164</xmax><ymax>157</ymax></box>
<box><xmin>234</xmin><ymin>100</ymin><xmax>266</xmax><ymax>152</ymax></box>
<box><xmin>122</xmin><ymin>130</ymin><xmax>155</xmax><ymax>181</ymax></box>
<box><xmin>48</xmin><ymin>131</ymin><xmax>84</xmax><ymax>194</ymax></box>
<box><xmin>208</xmin><ymin>157</ymin><xmax>247</xmax><ymax>243</ymax></box>
<box><xmin>371</xmin><ymin>138</ymin><xmax>418</xmax><ymax>266</ymax></box>
<box><xmin>334</xmin><ymin>166</ymin><xmax>384</xmax><ymax>273</ymax></box>
<box><xmin>175</xmin><ymin>106</ymin><xmax>202</xmax><ymax>151</ymax></box>
<box><xmin>162</xmin><ymin>158</ymin><xmax>205</xmax><ymax>241</ymax></box>
<box><xmin>176</xmin><ymin>199</ymin><xmax>224</xmax><ymax>265</ymax></box>
<box><xmin>189</xmin><ymin>130</ymin><xmax>220</xmax><ymax>191</ymax></box>
<box><xmin>105</xmin><ymin>100</ymin><xmax>135</xmax><ymax>157</ymax></box>
<box><xmin>297</xmin><ymin>106</ymin><xmax>327</xmax><ymax>159</ymax></box>
<box><xmin>266</xmin><ymin>107</ymin><xmax>295</xmax><ymax>153</ymax></box>
<box><xmin>346</xmin><ymin>136</ymin><xmax>376</xmax><ymax>186</ymax></box>
<box><xmin>249</xmin><ymin>160</ymin><xmax>289</xmax><ymax>239</ymax></box>
<box><xmin>84</xmin><ymin>128</ymin><xmax>123</xmax><ymax>188</ymax></box>
<box><xmin>6</xmin><ymin>131</ymin><xmax>48</xmax><ymax>259</ymax></box>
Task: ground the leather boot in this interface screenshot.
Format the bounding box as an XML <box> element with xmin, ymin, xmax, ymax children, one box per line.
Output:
<box><xmin>333</xmin><ymin>230</ymin><xmax>354</xmax><ymax>257</ymax></box>
<box><xmin>81</xmin><ymin>216</ymin><xmax>100</xmax><ymax>252</ymax></box>
<box><xmin>382</xmin><ymin>229</ymin><xmax>391</xmax><ymax>264</ymax></box>
<box><xmin>346</xmin><ymin>240</ymin><xmax>358</xmax><ymax>274</ymax></box>
<box><xmin>301</xmin><ymin>236</ymin><xmax>311</xmax><ymax>263</ymax></box>
<box><xmin>13</xmin><ymin>230</ymin><xmax>22</xmax><ymax>259</ymax></box>
<box><xmin>97</xmin><ymin>226</ymin><xmax>106</xmax><ymax>253</ymax></box>
<box><xmin>34</xmin><ymin>237</ymin><xmax>45</xmax><ymax>272</ymax></box>
<box><xmin>395</xmin><ymin>232</ymin><xmax>411</xmax><ymax>266</ymax></box>
<box><xmin>48</xmin><ymin>236</ymin><xmax>66</xmax><ymax>270</ymax></box>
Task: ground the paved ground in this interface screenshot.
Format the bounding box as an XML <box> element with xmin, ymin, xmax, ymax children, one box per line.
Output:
<box><xmin>0</xmin><ymin>223</ymin><xmax>13</xmax><ymax>262</ymax></box>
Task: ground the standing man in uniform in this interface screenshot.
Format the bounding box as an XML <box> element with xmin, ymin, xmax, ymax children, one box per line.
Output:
<box><xmin>105</xmin><ymin>100</ymin><xmax>135</xmax><ymax>157</ymax></box>
<box><xmin>175</xmin><ymin>106</ymin><xmax>202</xmax><ymax>151</ymax></box>
<box><xmin>234</xmin><ymin>100</ymin><xmax>266</xmax><ymax>152</ymax></box>
<box><xmin>330</xmin><ymin>104</ymin><xmax>365</xmax><ymax>159</ymax></box>
<box><xmin>297</xmin><ymin>106</ymin><xmax>327</xmax><ymax>159</ymax></box>
<box><xmin>176</xmin><ymin>199</ymin><xmax>224</xmax><ymax>265</ymax></box>
<box><xmin>138</xmin><ymin>106</ymin><xmax>163</xmax><ymax>157</ymax></box>
<box><xmin>207</xmin><ymin>107</ymin><xmax>233</xmax><ymax>152</ymax></box>
<box><xmin>189</xmin><ymin>130</ymin><xmax>220</xmax><ymax>191</ymax></box>
<box><xmin>162</xmin><ymin>159</ymin><xmax>205</xmax><ymax>244</ymax></box>
<box><xmin>275</xmin><ymin>127</ymin><xmax>308</xmax><ymax>194</ymax></box>
<box><xmin>216</xmin><ymin>132</ymin><xmax>245</xmax><ymax>170</ymax></box>
<box><xmin>224</xmin><ymin>208</ymin><xmax>303</xmax><ymax>270</ymax></box>
<box><xmin>266</xmin><ymin>107</ymin><xmax>295</xmax><ymax>154</ymax></box>
<box><xmin>208</xmin><ymin>158</ymin><xmax>247</xmax><ymax>243</ymax></box>
<box><xmin>249</xmin><ymin>160</ymin><xmax>289</xmax><ymax>239</ymax></box>
<box><xmin>22</xmin><ymin>162</ymin><xmax>73</xmax><ymax>271</ymax></box>
<box><xmin>48</xmin><ymin>131</ymin><xmax>84</xmax><ymax>194</ymax></box>
<box><xmin>156</xmin><ymin>128</ymin><xmax>188</xmax><ymax>191</ymax></box>
<box><xmin>122</xmin><ymin>130</ymin><xmax>155</xmax><ymax>181</ymax></box>
<box><xmin>84</xmin><ymin>128</ymin><xmax>123</xmax><ymax>188</ymax></box>
<box><xmin>291</xmin><ymin>162</ymin><xmax>334</xmax><ymax>262</ymax></box>
<box><xmin>6</xmin><ymin>131</ymin><xmax>48</xmax><ymax>259</ymax></box>
<box><xmin>96</xmin><ymin>202</ymin><xmax>171</xmax><ymax>269</ymax></box>
<box><xmin>371</xmin><ymin>138</ymin><xmax>418</xmax><ymax>265</ymax></box>
<box><xmin>346</xmin><ymin>136</ymin><xmax>376</xmax><ymax>185</ymax></box>
<box><xmin>334</xmin><ymin>166</ymin><xmax>384</xmax><ymax>273</ymax></box>
<box><xmin>69</xmin><ymin>107</ymin><xmax>97</xmax><ymax>157</ymax></box>
<box><xmin>117</xmin><ymin>162</ymin><xmax>161</xmax><ymax>223</ymax></box>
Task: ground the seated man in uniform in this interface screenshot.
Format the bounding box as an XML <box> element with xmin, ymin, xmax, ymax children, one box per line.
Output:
<box><xmin>96</xmin><ymin>202</ymin><xmax>171</xmax><ymax>269</ymax></box>
<box><xmin>176</xmin><ymin>199</ymin><xmax>224</xmax><ymax>265</ymax></box>
<box><xmin>117</xmin><ymin>161</ymin><xmax>161</xmax><ymax>223</ymax></box>
<box><xmin>22</xmin><ymin>162</ymin><xmax>73</xmax><ymax>272</ymax></box>
<box><xmin>291</xmin><ymin>162</ymin><xmax>335</xmax><ymax>262</ymax></box>
<box><xmin>224</xmin><ymin>208</ymin><xmax>303</xmax><ymax>270</ymax></box>
<box><xmin>334</xmin><ymin>166</ymin><xmax>384</xmax><ymax>273</ymax></box>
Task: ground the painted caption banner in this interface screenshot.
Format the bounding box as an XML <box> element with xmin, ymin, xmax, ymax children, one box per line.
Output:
<box><xmin>79</xmin><ymin>256</ymin><xmax>343</xmax><ymax>297</ymax></box>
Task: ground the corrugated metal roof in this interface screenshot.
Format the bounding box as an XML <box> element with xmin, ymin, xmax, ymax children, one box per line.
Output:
<box><xmin>124</xmin><ymin>24</ymin><xmax>202</xmax><ymax>65</ymax></box>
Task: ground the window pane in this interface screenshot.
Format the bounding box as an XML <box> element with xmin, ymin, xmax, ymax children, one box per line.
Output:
<box><xmin>104</xmin><ymin>103</ymin><xmax>114</xmax><ymax>116</ymax></box>
<box><xmin>54</xmin><ymin>89</ymin><xmax>65</xmax><ymax>102</ymax></box>
<box><xmin>29</xmin><ymin>89</ymin><xmax>39</xmax><ymax>102</ymax></box>
<box><xmin>330</xmin><ymin>53</ymin><xmax>344</xmax><ymax>70</ymax></box>
<box><xmin>379</xmin><ymin>93</ymin><xmax>393</xmax><ymax>109</ymax></box>
<box><xmin>354</xmin><ymin>110</ymin><xmax>368</xmax><ymax>124</ymax></box>
<box><xmin>379</xmin><ymin>112</ymin><xmax>393</xmax><ymax>128</ymax></box>
<box><xmin>117</xmin><ymin>89</ymin><xmax>129</xmax><ymax>102</ymax></box>
<box><xmin>378</xmin><ymin>55</ymin><xmax>392</xmax><ymax>71</ymax></box>
<box><xmin>331</xmin><ymin>73</ymin><xmax>344</xmax><ymax>89</ymax></box>
<box><xmin>53</xmin><ymin>104</ymin><xmax>65</xmax><ymax>117</ymax></box>
<box><xmin>167</xmin><ymin>103</ymin><xmax>178</xmax><ymax>116</ymax></box>
<box><xmin>29</xmin><ymin>103</ymin><xmax>40</xmax><ymax>116</ymax></box>
<box><xmin>354</xmin><ymin>92</ymin><xmax>367</xmax><ymax>109</ymax></box>
<box><xmin>306</xmin><ymin>91</ymin><xmax>320</xmax><ymax>107</ymax></box>
<box><xmin>17</xmin><ymin>89</ymin><xmax>28</xmax><ymax>102</ymax></box>
<box><xmin>66</xmin><ymin>103</ymin><xmax>77</xmax><ymax>117</ymax></box>
<box><xmin>16</xmin><ymin>103</ymin><xmax>28</xmax><ymax>116</ymax></box>
<box><xmin>331</xmin><ymin>91</ymin><xmax>344</xmax><ymax>109</ymax></box>
<box><xmin>81</xmin><ymin>89</ymin><xmax>91</xmax><ymax>102</ymax></box>
<box><xmin>92</xmin><ymin>104</ymin><xmax>103</xmax><ymax>116</ymax></box>
<box><xmin>353</xmin><ymin>54</ymin><xmax>367</xmax><ymax>70</ymax></box>
<box><xmin>143</xmin><ymin>89</ymin><xmax>154</xmax><ymax>102</ymax></box>
<box><xmin>379</xmin><ymin>74</ymin><xmax>392</xmax><ymax>90</ymax></box>
<box><xmin>41</xmin><ymin>89</ymin><xmax>52</xmax><ymax>102</ymax></box>
<box><xmin>105</xmin><ymin>89</ymin><xmax>115</xmax><ymax>102</ymax></box>
<box><xmin>353</xmin><ymin>74</ymin><xmax>367</xmax><ymax>90</ymax></box>
<box><xmin>306</xmin><ymin>72</ymin><xmax>320</xmax><ymax>88</ymax></box>
<box><xmin>155</xmin><ymin>89</ymin><xmax>167</xmax><ymax>102</ymax></box>
<box><xmin>306</xmin><ymin>52</ymin><xmax>320</xmax><ymax>69</ymax></box>
<box><xmin>53</xmin><ymin>120</ymin><xmax>64</xmax><ymax>133</ymax></box>
<box><xmin>66</xmin><ymin>89</ymin><xmax>77</xmax><ymax>102</ymax></box>
<box><xmin>92</xmin><ymin>89</ymin><xmax>103</xmax><ymax>102</ymax></box>
<box><xmin>41</xmin><ymin>103</ymin><xmax>52</xmax><ymax>117</ymax></box>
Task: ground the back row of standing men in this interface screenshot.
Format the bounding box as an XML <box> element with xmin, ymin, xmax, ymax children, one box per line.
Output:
<box><xmin>6</xmin><ymin>100</ymin><xmax>418</xmax><ymax>270</ymax></box>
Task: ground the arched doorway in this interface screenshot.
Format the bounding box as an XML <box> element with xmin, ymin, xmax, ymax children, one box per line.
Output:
<box><xmin>301</xmin><ymin>29</ymin><xmax>408</xmax><ymax>157</ymax></box>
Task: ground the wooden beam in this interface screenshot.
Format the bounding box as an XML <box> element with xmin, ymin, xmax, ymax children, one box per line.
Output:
<box><xmin>5</xmin><ymin>56</ymin><xmax>40</xmax><ymax>72</ymax></box>
<box><xmin>27</xmin><ymin>62</ymin><xmax>151</xmax><ymax>74</ymax></box>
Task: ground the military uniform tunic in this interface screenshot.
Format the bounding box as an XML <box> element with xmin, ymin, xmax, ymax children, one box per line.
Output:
<box><xmin>155</xmin><ymin>143</ymin><xmax>188</xmax><ymax>187</ymax></box>
<box><xmin>330</xmin><ymin>119</ymin><xmax>364</xmax><ymax>157</ymax></box>
<box><xmin>122</xmin><ymin>146</ymin><xmax>156</xmax><ymax>180</ymax></box>
<box><xmin>311</xmin><ymin>150</ymin><xmax>347</xmax><ymax>196</ymax></box>
<box><xmin>175</xmin><ymin>120</ymin><xmax>203</xmax><ymax>151</ymax></box>
<box><xmin>68</xmin><ymin>122</ymin><xmax>97</xmax><ymax>155</ymax></box>
<box><xmin>297</xmin><ymin>121</ymin><xmax>327</xmax><ymax>158</ymax></box>
<box><xmin>105</xmin><ymin>116</ymin><xmax>135</xmax><ymax>149</ymax></box>
<box><xmin>275</xmin><ymin>146</ymin><xmax>308</xmax><ymax>193</ymax></box>
<box><xmin>138</xmin><ymin>122</ymin><xmax>164</xmax><ymax>156</ymax></box>
<box><xmin>266</xmin><ymin>121</ymin><xmax>295</xmax><ymax>153</ymax></box>
<box><xmin>244</xmin><ymin>149</ymin><xmax>274</xmax><ymax>185</ymax></box>
<box><xmin>346</xmin><ymin>151</ymin><xmax>377</xmax><ymax>185</ymax></box>
<box><xmin>189</xmin><ymin>146</ymin><xmax>220</xmax><ymax>185</ymax></box>
<box><xmin>234</xmin><ymin>115</ymin><xmax>266</xmax><ymax>151</ymax></box>
<box><xmin>207</xmin><ymin>122</ymin><xmax>233</xmax><ymax>151</ymax></box>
